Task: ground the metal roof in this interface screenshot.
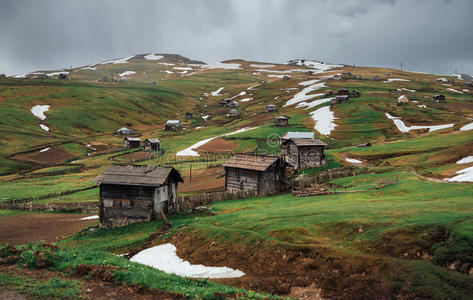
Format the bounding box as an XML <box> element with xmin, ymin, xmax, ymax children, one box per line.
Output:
<box><xmin>94</xmin><ymin>165</ymin><xmax>183</xmax><ymax>186</ymax></box>
<box><xmin>124</xmin><ymin>137</ymin><xmax>141</xmax><ymax>142</ymax></box>
<box><xmin>291</xmin><ymin>138</ymin><xmax>327</xmax><ymax>146</ymax></box>
<box><xmin>166</xmin><ymin>120</ymin><xmax>181</xmax><ymax>125</ymax></box>
<box><xmin>276</xmin><ymin>116</ymin><xmax>288</xmax><ymax>120</ymax></box>
<box><xmin>145</xmin><ymin>138</ymin><xmax>160</xmax><ymax>143</ymax></box>
<box><xmin>281</xmin><ymin>132</ymin><xmax>315</xmax><ymax>139</ymax></box>
<box><xmin>223</xmin><ymin>154</ymin><xmax>282</xmax><ymax>171</ymax></box>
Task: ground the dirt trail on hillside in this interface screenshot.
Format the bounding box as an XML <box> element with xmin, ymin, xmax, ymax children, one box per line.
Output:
<box><xmin>0</xmin><ymin>213</ymin><xmax>97</xmax><ymax>245</ymax></box>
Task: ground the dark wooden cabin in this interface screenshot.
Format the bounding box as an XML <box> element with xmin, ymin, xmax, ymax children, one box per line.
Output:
<box><xmin>95</xmin><ymin>165</ymin><xmax>183</xmax><ymax>227</ymax></box>
<box><xmin>280</xmin><ymin>132</ymin><xmax>327</xmax><ymax>170</ymax></box>
<box><xmin>337</xmin><ymin>88</ymin><xmax>349</xmax><ymax>95</ymax></box>
<box><xmin>265</xmin><ymin>104</ymin><xmax>276</xmax><ymax>112</ymax></box>
<box><xmin>433</xmin><ymin>94</ymin><xmax>446</xmax><ymax>103</ymax></box>
<box><xmin>275</xmin><ymin>116</ymin><xmax>289</xmax><ymax>127</ymax></box>
<box><xmin>223</xmin><ymin>155</ymin><xmax>287</xmax><ymax>195</ymax></box>
<box><xmin>124</xmin><ymin>137</ymin><xmax>141</xmax><ymax>149</ymax></box>
<box><xmin>144</xmin><ymin>138</ymin><xmax>160</xmax><ymax>151</ymax></box>
<box><xmin>164</xmin><ymin>120</ymin><xmax>181</xmax><ymax>131</ymax></box>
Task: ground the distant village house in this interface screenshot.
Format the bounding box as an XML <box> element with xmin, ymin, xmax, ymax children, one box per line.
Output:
<box><xmin>117</xmin><ymin>127</ymin><xmax>134</xmax><ymax>135</ymax></box>
<box><xmin>223</xmin><ymin>154</ymin><xmax>287</xmax><ymax>195</ymax></box>
<box><xmin>397</xmin><ymin>95</ymin><xmax>409</xmax><ymax>105</ymax></box>
<box><xmin>274</xmin><ymin>116</ymin><xmax>289</xmax><ymax>127</ymax></box>
<box><xmin>165</xmin><ymin>120</ymin><xmax>181</xmax><ymax>131</ymax></box>
<box><xmin>229</xmin><ymin>109</ymin><xmax>239</xmax><ymax>117</ymax></box>
<box><xmin>433</xmin><ymin>94</ymin><xmax>446</xmax><ymax>103</ymax></box>
<box><xmin>95</xmin><ymin>165</ymin><xmax>183</xmax><ymax>227</ymax></box>
<box><xmin>331</xmin><ymin>95</ymin><xmax>349</xmax><ymax>105</ymax></box>
<box><xmin>124</xmin><ymin>137</ymin><xmax>141</xmax><ymax>149</ymax></box>
<box><xmin>265</xmin><ymin>104</ymin><xmax>276</xmax><ymax>112</ymax></box>
<box><xmin>144</xmin><ymin>138</ymin><xmax>160</xmax><ymax>151</ymax></box>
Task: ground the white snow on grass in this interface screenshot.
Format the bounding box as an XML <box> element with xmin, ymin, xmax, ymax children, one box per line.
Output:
<box><xmin>460</xmin><ymin>123</ymin><xmax>473</xmax><ymax>131</ymax></box>
<box><xmin>144</xmin><ymin>54</ymin><xmax>164</xmax><ymax>61</ymax></box>
<box><xmin>401</xmin><ymin>88</ymin><xmax>416</xmax><ymax>92</ymax></box>
<box><xmin>46</xmin><ymin>71</ymin><xmax>69</xmax><ymax>77</ymax></box>
<box><xmin>436</xmin><ymin>78</ymin><xmax>448</xmax><ymax>82</ymax></box>
<box><xmin>385</xmin><ymin>113</ymin><xmax>454</xmax><ymax>133</ymax></box>
<box><xmin>346</xmin><ymin>158</ymin><xmax>362</xmax><ymax>164</ymax></box>
<box><xmin>81</xmin><ymin>66</ymin><xmax>96</xmax><ymax>71</ymax></box>
<box><xmin>256</xmin><ymin>68</ymin><xmax>307</xmax><ymax>74</ymax></box>
<box><xmin>31</xmin><ymin>105</ymin><xmax>50</xmax><ymax>120</ymax></box>
<box><xmin>383</xmin><ymin>78</ymin><xmax>411</xmax><ymax>83</ymax></box>
<box><xmin>284</xmin><ymin>80</ymin><xmax>326</xmax><ymax>107</ymax></box>
<box><xmin>445</xmin><ymin>166</ymin><xmax>473</xmax><ymax>182</ymax></box>
<box><xmin>159</xmin><ymin>62</ymin><xmax>175</xmax><ymax>66</ymax></box>
<box><xmin>298</xmin><ymin>79</ymin><xmax>319</xmax><ymax>86</ymax></box>
<box><xmin>247</xmin><ymin>84</ymin><xmax>260</xmax><ymax>90</ymax></box>
<box><xmin>176</xmin><ymin>127</ymin><xmax>258</xmax><ymax>157</ymax></box>
<box><xmin>130</xmin><ymin>243</ymin><xmax>245</xmax><ymax>278</ymax></box>
<box><xmin>119</xmin><ymin>71</ymin><xmax>136</xmax><ymax>77</ymax></box>
<box><xmin>310</xmin><ymin>106</ymin><xmax>337</xmax><ymax>135</ymax></box>
<box><xmin>267</xmin><ymin>74</ymin><xmax>287</xmax><ymax>78</ymax></box>
<box><xmin>39</xmin><ymin>124</ymin><xmax>49</xmax><ymax>131</ymax></box>
<box><xmin>211</xmin><ymin>87</ymin><xmax>224</xmax><ymax>96</ymax></box>
<box><xmin>39</xmin><ymin>147</ymin><xmax>50</xmax><ymax>153</ymax></box>
<box><xmin>463</xmin><ymin>89</ymin><xmax>470</xmax><ymax>92</ymax></box>
<box><xmin>249</xmin><ymin>64</ymin><xmax>275</xmax><ymax>68</ymax></box>
<box><xmin>202</xmin><ymin>115</ymin><xmax>209</xmax><ymax>121</ymax></box>
<box><xmin>80</xmin><ymin>215</ymin><xmax>99</xmax><ymax>220</ymax></box>
<box><xmin>295</xmin><ymin>95</ymin><xmax>331</xmax><ymax>109</ymax></box>
<box><xmin>457</xmin><ymin>156</ymin><xmax>473</xmax><ymax>164</ymax></box>
<box><xmin>239</xmin><ymin>97</ymin><xmax>253</xmax><ymax>102</ymax></box>
<box><xmin>287</xmin><ymin>59</ymin><xmax>343</xmax><ymax>71</ymax></box>
<box><xmin>173</xmin><ymin>67</ymin><xmax>192</xmax><ymax>71</ymax></box>
<box><xmin>201</xmin><ymin>62</ymin><xmax>241</xmax><ymax>70</ymax></box>
<box><xmin>446</xmin><ymin>88</ymin><xmax>463</xmax><ymax>94</ymax></box>
<box><xmin>101</xmin><ymin>56</ymin><xmax>134</xmax><ymax>65</ymax></box>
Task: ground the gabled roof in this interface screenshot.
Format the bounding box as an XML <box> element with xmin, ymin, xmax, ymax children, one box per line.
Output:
<box><xmin>145</xmin><ymin>138</ymin><xmax>160</xmax><ymax>143</ymax></box>
<box><xmin>124</xmin><ymin>137</ymin><xmax>141</xmax><ymax>142</ymax></box>
<box><xmin>117</xmin><ymin>127</ymin><xmax>132</xmax><ymax>132</ymax></box>
<box><xmin>94</xmin><ymin>165</ymin><xmax>183</xmax><ymax>186</ymax></box>
<box><xmin>223</xmin><ymin>155</ymin><xmax>283</xmax><ymax>172</ymax></box>
<box><xmin>166</xmin><ymin>120</ymin><xmax>181</xmax><ymax>125</ymax></box>
<box><xmin>276</xmin><ymin>116</ymin><xmax>288</xmax><ymax>120</ymax></box>
<box><xmin>281</xmin><ymin>131</ymin><xmax>315</xmax><ymax>139</ymax></box>
<box><xmin>291</xmin><ymin>138</ymin><xmax>327</xmax><ymax>146</ymax></box>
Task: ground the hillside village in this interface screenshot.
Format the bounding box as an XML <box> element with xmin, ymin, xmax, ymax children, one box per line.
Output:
<box><xmin>1</xmin><ymin>53</ymin><xmax>473</xmax><ymax>299</ymax></box>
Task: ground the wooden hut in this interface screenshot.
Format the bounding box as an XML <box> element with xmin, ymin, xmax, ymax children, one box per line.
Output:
<box><xmin>223</xmin><ymin>154</ymin><xmax>287</xmax><ymax>195</ymax></box>
<box><xmin>275</xmin><ymin>116</ymin><xmax>289</xmax><ymax>127</ymax></box>
<box><xmin>283</xmin><ymin>75</ymin><xmax>291</xmax><ymax>80</ymax></box>
<box><xmin>433</xmin><ymin>94</ymin><xmax>446</xmax><ymax>103</ymax></box>
<box><xmin>337</xmin><ymin>88</ymin><xmax>349</xmax><ymax>95</ymax></box>
<box><xmin>94</xmin><ymin>165</ymin><xmax>183</xmax><ymax>227</ymax></box>
<box><xmin>144</xmin><ymin>138</ymin><xmax>160</xmax><ymax>151</ymax></box>
<box><xmin>280</xmin><ymin>132</ymin><xmax>327</xmax><ymax>170</ymax></box>
<box><xmin>164</xmin><ymin>120</ymin><xmax>181</xmax><ymax>131</ymax></box>
<box><xmin>265</xmin><ymin>104</ymin><xmax>276</xmax><ymax>112</ymax></box>
<box><xmin>124</xmin><ymin>137</ymin><xmax>140</xmax><ymax>149</ymax></box>
<box><xmin>331</xmin><ymin>95</ymin><xmax>349</xmax><ymax>105</ymax></box>
<box><xmin>116</xmin><ymin>127</ymin><xmax>133</xmax><ymax>135</ymax></box>
<box><xmin>229</xmin><ymin>109</ymin><xmax>239</xmax><ymax>117</ymax></box>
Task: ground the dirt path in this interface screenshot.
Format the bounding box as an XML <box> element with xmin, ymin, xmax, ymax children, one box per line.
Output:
<box><xmin>0</xmin><ymin>213</ymin><xmax>98</xmax><ymax>245</ymax></box>
<box><xmin>410</xmin><ymin>170</ymin><xmax>445</xmax><ymax>183</ymax></box>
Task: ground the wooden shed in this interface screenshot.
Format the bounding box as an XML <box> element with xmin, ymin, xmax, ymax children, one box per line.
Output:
<box><xmin>337</xmin><ymin>88</ymin><xmax>349</xmax><ymax>95</ymax></box>
<box><xmin>265</xmin><ymin>104</ymin><xmax>276</xmax><ymax>112</ymax></box>
<box><xmin>280</xmin><ymin>132</ymin><xmax>327</xmax><ymax>170</ymax></box>
<box><xmin>397</xmin><ymin>95</ymin><xmax>409</xmax><ymax>105</ymax></box>
<box><xmin>95</xmin><ymin>165</ymin><xmax>183</xmax><ymax>227</ymax></box>
<box><xmin>144</xmin><ymin>138</ymin><xmax>160</xmax><ymax>151</ymax></box>
<box><xmin>229</xmin><ymin>109</ymin><xmax>239</xmax><ymax>117</ymax></box>
<box><xmin>165</xmin><ymin>120</ymin><xmax>181</xmax><ymax>131</ymax></box>
<box><xmin>331</xmin><ymin>95</ymin><xmax>349</xmax><ymax>105</ymax></box>
<box><xmin>124</xmin><ymin>137</ymin><xmax>140</xmax><ymax>149</ymax></box>
<box><xmin>275</xmin><ymin>116</ymin><xmax>289</xmax><ymax>127</ymax></box>
<box><xmin>433</xmin><ymin>94</ymin><xmax>446</xmax><ymax>103</ymax></box>
<box><xmin>223</xmin><ymin>155</ymin><xmax>287</xmax><ymax>195</ymax></box>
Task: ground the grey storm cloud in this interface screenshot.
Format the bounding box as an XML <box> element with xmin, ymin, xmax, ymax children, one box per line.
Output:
<box><xmin>0</xmin><ymin>0</ymin><xmax>472</xmax><ymax>76</ymax></box>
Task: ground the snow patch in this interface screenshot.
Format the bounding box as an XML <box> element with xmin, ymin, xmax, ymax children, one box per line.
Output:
<box><xmin>80</xmin><ymin>215</ymin><xmax>99</xmax><ymax>220</ymax></box>
<box><xmin>346</xmin><ymin>158</ymin><xmax>362</xmax><ymax>164</ymax></box>
<box><xmin>310</xmin><ymin>106</ymin><xmax>337</xmax><ymax>135</ymax></box>
<box><xmin>144</xmin><ymin>54</ymin><xmax>164</xmax><ymax>61</ymax></box>
<box><xmin>201</xmin><ymin>62</ymin><xmax>241</xmax><ymax>70</ymax></box>
<box><xmin>202</xmin><ymin>115</ymin><xmax>209</xmax><ymax>121</ymax></box>
<box><xmin>31</xmin><ymin>105</ymin><xmax>50</xmax><ymax>120</ymax></box>
<box><xmin>101</xmin><ymin>56</ymin><xmax>134</xmax><ymax>65</ymax></box>
<box><xmin>173</xmin><ymin>67</ymin><xmax>192</xmax><ymax>71</ymax></box>
<box><xmin>39</xmin><ymin>124</ymin><xmax>49</xmax><ymax>131</ymax></box>
<box><xmin>130</xmin><ymin>243</ymin><xmax>245</xmax><ymax>278</ymax></box>
<box><xmin>460</xmin><ymin>123</ymin><xmax>473</xmax><ymax>131</ymax></box>
<box><xmin>119</xmin><ymin>71</ymin><xmax>136</xmax><ymax>77</ymax></box>
<box><xmin>39</xmin><ymin>147</ymin><xmax>50</xmax><ymax>153</ymax></box>
<box><xmin>383</xmin><ymin>78</ymin><xmax>410</xmax><ymax>83</ymax></box>
<box><xmin>457</xmin><ymin>156</ymin><xmax>473</xmax><ymax>165</ymax></box>
<box><xmin>295</xmin><ymin>95</ymin><xmax>331</xmax><ymax>109</ymax></box>
<box><xmin>385</xmin><ymin>113</ymin><xmax>454</xmax><ymax>133</ymax></box>
<box><xmin>250</xmin><ymin>64</ymin><xmax>275</xmax><ymax>68</ymax></box>
<box><xmin>446</xmin><ymin>166</ymin><xmax>473</xmax><ymax>182</ymax></box>
<box><xmin>287</xmin><ymin>59</ymin><xmax>343</xmax><ymax>72</ymax></box>
<box><xmin>211</xmin><ymin>87</ymin><xmax>224</xmax><ymax>96</ymax></box>
<box><xmin>176</xmin><ymin>127</ymin><xmax>258</xmax><ymax>157</ymax></box>
<box><xmin>284</xmin><ymin>80</ymin><xmax>326</xmax><ymax>107</ymax></box>
<box><xmin>239</xmin><ymin>97</ymin><xmax>253</xmax><ymax>102</ymax></box>
<box><xmin>267</xmin><ymin>74</ymin><xmax>287</xmax><ymax>78</ymax></box>
<box><xmin>46</xmin><ymin>71</ymin><xmax>69</xmax><ymax>77</ymax></box>
<box><xmin>81</xmin><ymin>66</ymin><xmax>96</xmax><ymax>71</ymax></box>
<box><xmin>446</xmin><ymin>88</ymin><xmax>463</xmax><ymax>94</ymax></box>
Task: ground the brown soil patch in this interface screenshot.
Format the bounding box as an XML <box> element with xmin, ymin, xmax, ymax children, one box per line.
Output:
<box><xmin>180</xmin><ymin>167</ymin><xmax>225</xmax><ymax>193</ymax></box>
<box><xmin>0</xmin><ymin>264</ymin><xmax>182</xmax><ymax>300</ymax></box>
<box><xmin>15</xmin><ymin>147</ymin><xmax>75</xmax><ymax>165</ymax></box>
<box><xmin>166</xmin><ymin>230</ymin><xmax>423</xmax><ymax>300</ymax></box>
<box><xmin>0</xmin><ymin>213</ymin><xmax>97</xmax><ymax>245</ymax></box>
<box><xmin>118</xmin><ymin>151</ymin><xmax>156</xmax><ymax>162</ymax></box>
<box><xmin>196</xmin><ymin>137</ymin><xmax>238</xmax><ymax>154</ymax></box>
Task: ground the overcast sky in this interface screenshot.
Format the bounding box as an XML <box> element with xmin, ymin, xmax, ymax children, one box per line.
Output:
<box><xmin>1</xmin><ymin>0</ymin><xmax>472</xmax><ymax>76</ymax></box>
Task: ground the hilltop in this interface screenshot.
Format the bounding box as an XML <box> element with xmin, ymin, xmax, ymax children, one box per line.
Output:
<box><xmin>1</xmin><ymin>53</ymin><xmax>473</xmax><ymax>299</ymax></box>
